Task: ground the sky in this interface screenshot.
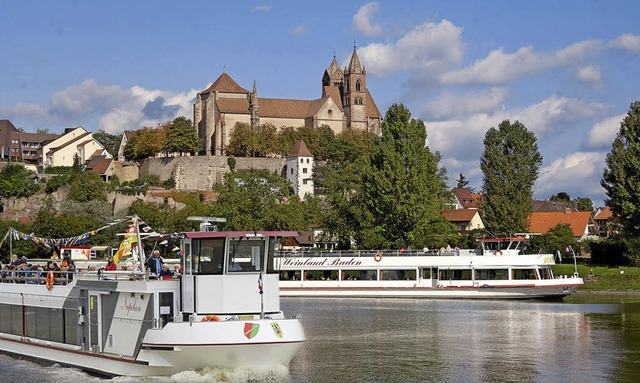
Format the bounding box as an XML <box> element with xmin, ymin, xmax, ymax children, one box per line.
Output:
<box><xmin>2</xmin><ymin>1</ymin><xmax>640</xmax><ymax>207</ymax></box>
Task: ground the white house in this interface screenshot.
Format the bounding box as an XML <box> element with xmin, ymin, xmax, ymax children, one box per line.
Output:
<box><xmin>286</xmin><ymin>140</ymin><xmax>314</xmax><ymax>200</ymax></box>
<box><xmin>42</xmin><ymin>126</ymin><xmax>112</xmax><ymax>168</ymax></box>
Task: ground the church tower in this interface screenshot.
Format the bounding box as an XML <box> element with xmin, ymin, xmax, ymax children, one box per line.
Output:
<box><xmin>343</xmin><ymin>46</ymin><xmax>367</xmax><ymax>130</ymax></box>
<box><xmin>249</xmin><ymin>80</ymin><xmax>260</xmax><ymax>129</ymax></box>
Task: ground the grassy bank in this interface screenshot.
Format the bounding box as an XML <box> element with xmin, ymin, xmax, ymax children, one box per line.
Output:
<box><xmin>553</xmin><ymin>264</ymin><xmax>640</xmax><ymax>292</ymax></box>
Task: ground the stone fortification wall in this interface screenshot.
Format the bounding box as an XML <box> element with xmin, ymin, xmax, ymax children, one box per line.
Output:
<box><xmin>113</xmin><ymin>161</ymin><xmax>139</xmax><ymax>183</ymax></box>
<box><xmin>140</xmin><ymin>156</ymin><xmax>286</xmax><ymax>191</ymax></box>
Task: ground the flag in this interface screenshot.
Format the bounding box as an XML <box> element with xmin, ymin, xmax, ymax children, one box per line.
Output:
<box><xmin>114</xmin><ymin>225</ymin><xmax>137</xmax><ymax>263</ymax></box>
<box><xmin>258</xmin><ymin>272</ymin><xmax>263</xmax><ymax>295</ymax></box>
<box><xmin>565</xmin><ymin>245</ymin><xmax>572</xmax><ymax>253</ymax></box>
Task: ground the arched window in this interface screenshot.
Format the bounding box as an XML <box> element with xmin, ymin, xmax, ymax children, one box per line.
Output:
<box><xmin>346</xmin><ymin>80</ymin><xmax>350</xmax><ymax>92</ymax></box>
<box><xmin>356</xmin><ymin>80</ymin><xmax>361</xmax><ymax>91</ymax></box>
<box><xmin>328</xmin><ymin>109</ymin><xmax>333</xmax><ymax>118</ymax></box>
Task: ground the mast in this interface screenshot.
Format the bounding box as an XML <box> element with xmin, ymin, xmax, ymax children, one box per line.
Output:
<box><xmin>134</xmin><ymin>215</ymin><xmax>146</xmax><ymax>271</ymax></box>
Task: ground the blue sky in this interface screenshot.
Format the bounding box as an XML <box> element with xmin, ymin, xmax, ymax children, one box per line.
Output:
<box><xmin>2</xmin><ymin>1</ymin><xmax>640</xmax><ymax>207</ymax></box>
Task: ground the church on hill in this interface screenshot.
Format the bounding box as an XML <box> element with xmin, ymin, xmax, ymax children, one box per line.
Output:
<box><xmin>193</xmin><ymin>47</ymin><xmax>382</xmax><ymax>156</ymax></box>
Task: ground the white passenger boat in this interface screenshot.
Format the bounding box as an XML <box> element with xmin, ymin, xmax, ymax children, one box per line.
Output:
<box><xmin>0</xmin><ymin>218</ymin><xmax>305</xmax><ymax>377</ymax></box>
<box><xmin>275</xmin><ymin>237</ymin><xmax>583</xmax><ymax>299</ymax></box>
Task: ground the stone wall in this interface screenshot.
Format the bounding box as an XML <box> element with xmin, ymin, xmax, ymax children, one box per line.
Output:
<box><xmin>140</xmin><ymin>155</ymin><xmax>286</xmax><ymax>191</ymax></box>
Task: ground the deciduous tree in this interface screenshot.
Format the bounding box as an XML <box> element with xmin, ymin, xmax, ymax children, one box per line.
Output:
<box><xmin>0</xmin><ymin>164</ymin><xmax>40</xmax><ymax>198</ymax></box>
<box><xmin>601</xmin><ymin>101</ymin><xmax>640</xmax><ymax>233</ymax></box>
<box><xmin>164</xmin><ymin>117</ymin><xmax>201</xmax><ymax>155</ymax></box>
<box><xmin>480</xmin><ymin>120</ymin><xmax>542</xmax><ymax>236</ymax></box>
<box><xmin>93</xmin><ymin>129</ymin><xmax>122</xmax><ymax>158</ymax></box>
<box><xmin>360</xmin><ymin>103</ymin><xmax>454</xmax><ymax>249</ymax></box>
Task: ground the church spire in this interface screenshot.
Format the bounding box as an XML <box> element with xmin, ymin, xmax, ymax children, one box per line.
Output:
<box><xmin>249</xmin><ymin>80</ymin><xmax>260</xmax><ymax>129</ymax></box>
<box><xmin>347</xmin><ymin>45</ymin><xmax>362</xmax><ymax>74</ymax></box>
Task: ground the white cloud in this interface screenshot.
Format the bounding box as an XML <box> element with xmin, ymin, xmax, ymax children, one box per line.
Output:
<box><xmin>584</xmin><ymin>114</ymin><xmax>624</xmax><ymax>150</ymax></box>
<box><xmin>609</xmin><ymin>33</ymin><xmax>640</xmax><ymax>53</ymax></box>
<box><xmin>440</xmin><ymin>40</ymin><xmax>604</xmax><ymax>85</ymax></box>
<box><xmin>422</xmin><ymin>87</ymin><xmax>508</xmax><ymax>119</ymax></box>
<box><xmin>514</xmin><ymin>95</ymin><xmax>606</xmax><ymax>135</ymax></box>
<box><xmin>575</xmin><ymin>65</ymin><xmax>603</xmax><ymax>89</ymax></box>
<box><xmin>251</xmin><ymin>5</ymin><xmax>271</xmax><ymax>13</ymax></box>
<box><xmin>358</xmin><ymin>19</ymin><xmax>464</xmax><ymax>76</ymax></box>
<box><xmin>536</xmin><ymin>151</ymin><xmax>606</xmax><ymax>200</ymax></box>
<box><xmin>292</xmin><ymin>24</ymin><xmax>308</xmax><ymax>36</ymax></box>
<box><xmin>2</xmin><ymin>79</ymin><xmax>197</xmax><ymax>134</ymax></box>
<box><xmin>353</xmin><ymin>2</ymin><xmax>383</xmax><ymax>37</ymax></box>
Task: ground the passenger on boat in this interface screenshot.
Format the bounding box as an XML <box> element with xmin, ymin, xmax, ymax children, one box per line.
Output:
<box><xmin>159</xmin><ymin>264</ymin><xmax>174</xmax><ymax>278</ymax></box>
<box><xmin>9</xmin><ymin>254</ymin><xmax>20</xmax><ymax>268</ymax></box>
<box><xmin>61</xmin><ymin>254</ymin><xmax>76</xmax><ymax>282</ymax></box>
<box><xmin>145</xmin><ymin>250</ymin><xmax>164</xmax><ymax>278</ymax></box>
<box><xmin>105</xmin><ymin>256</ymin><xmax>117</xmax><ymax>271</ymax></box>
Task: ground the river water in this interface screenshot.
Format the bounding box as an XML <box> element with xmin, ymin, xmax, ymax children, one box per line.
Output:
<box><xmin>0</xmin><ymin>295</ymin><xmax>638</xmax><ymax>383</ymax></box>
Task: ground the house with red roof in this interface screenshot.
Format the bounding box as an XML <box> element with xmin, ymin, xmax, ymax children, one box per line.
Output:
<box><xmin>442</xmin><ymin>209</ymin><xmax>485</xmax><ymax>232</ymax></box>
<box><xmin>594</xmin><ymin>206</ymin><xmax>615</xmax><ymax>238</ymax></box>
<box><xmin>528</xmin><ymin>209</ymin><xmax>597</xmax><ymax>241</ymax></box>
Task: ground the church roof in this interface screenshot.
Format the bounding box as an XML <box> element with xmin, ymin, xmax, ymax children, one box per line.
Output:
<box><xmin>365</xmin><ymin>88</ymin><xmax>381</xmax><ymax>118</ymax></box>
<box><xmin>201</xmin><ymin>72</ymin><xmax>249</xmax><ymax>94</ymax></box>
<box><xmin>288</xmin><ymin>140</ymin><xmax>313</xmax><ymax>157</ymax></box>
<box><xmin>326</xmin><ymin>56</ymin><xmax>343</xmax><ymax>77</ymax></box>
<box><xmin>322</xmin><ymin>86</ymin><xmax>344</xmax><ymax>112</ymax></box>
<box><xmin>348</xmin><ymin>47</ymin><xmax>362</xmax><ymax>74</ymax></box>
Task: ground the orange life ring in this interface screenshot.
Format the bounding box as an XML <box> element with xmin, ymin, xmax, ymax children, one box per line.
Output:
<box><xmin>374</xmin><ymin>253</ymin><xmax>383</xmax><ymax>262</ymax></box>
<box><xmin>201</xmin><ymin>314</ymin><xmax>220</xmax><ymax>322</ymax></box>
<box><xmin>45</xmin><ymin>271</ymin><xmax>54</xmax><ymax>290</ymax></box>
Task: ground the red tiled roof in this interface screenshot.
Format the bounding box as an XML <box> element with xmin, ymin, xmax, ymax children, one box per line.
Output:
<box><xmin>365</xmin><ymin>88</ymin><xmax>381</xmax><ymax>118</ymax></box>
<box><xmin>454</xmin><ymin>188</ymin><xmax>481</xmax><ymax>208</ymax></box>
<box><xmin>322</xmin><ymin>86</ymin><xmax>344</xmax><ymax>112</ymax></box>
<box><xmin>442</xmin><ymin>209</ymin><xmax>479</xmax><ymax>222</ymax></box>
<box><xmin>201</xmin><ymin>73</ymin><xmax>249</xmax><ymax>94</ymax></box>
<box><xmin>594</xmin><ymin>207</ymin><xmax>613</xmax><ymax>221</ymax></box>
<box><xmin>528</xmin><ymin>211</ymin><xmax>592</xmax><ymax>237</ymax></box>
<box><xmin>288</xmin><ymin>140</ymin><xmax>313</xmax><ymax>157</ymax></box>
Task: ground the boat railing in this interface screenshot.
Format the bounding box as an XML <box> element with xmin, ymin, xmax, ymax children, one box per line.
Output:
<box><xmin>0</xmin><ymin>269</ymin><xmax>71</xmax><ymax>285</ymax></box>
<box><xmin>274</xmin><ymin>249</ymin><xmax>480</xmax><ymax>258</ymax></box>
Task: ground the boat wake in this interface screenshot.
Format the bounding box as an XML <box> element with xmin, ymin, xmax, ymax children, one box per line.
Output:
<box><xmin>169</xmin><ymin>365</ymin><xmax>292</xmax><ymax>383</ymax></box>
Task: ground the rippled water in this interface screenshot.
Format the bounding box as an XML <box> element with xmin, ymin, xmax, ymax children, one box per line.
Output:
<box><xmin>1</xmin><ymin>296</ymin><xmax>639</xmax><ymax>383</ymax></box>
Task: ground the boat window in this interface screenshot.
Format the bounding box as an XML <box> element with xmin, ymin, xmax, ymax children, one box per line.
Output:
<box><xmin>228</xmin><ymin>238</ymin><xmax>265</xmax><ymax>273</ymax></box>
<box><xmin>422</xmin><ymin>268</ymin><xmax>436</xmax><ymax>279</ymax></box>
<box><xmin>192</xmin><ymin>238</ymin><xmax>224</xmax><ymax>274</ymax></box>
<box><xmin>304</xmin><ymin>270</ymin><xmax>338</xmax><ymax>280</ymax></box>
<box><xmin>512</xmin><ymin>269</ymin><xmax>538</xmax><ymax>280</ymax></box>
<box><xmin>381</xmin><ymin>270</ymin><xmax>416</xmax><ymax>280</ymax></box>
<box><xmin>539</xmin><ymin>268</ymin><xmax>554</xmax><ymax>280</ymax></box>
<box><xmin>339</xmin><ymin>270</ymin><xmax>377</xmax><ymax>280</ymax></box>
<box><xmin>439</xmin><ymin>269</ymin><xmax>472</xmax><ymax>280</ymax></box>
<box><xmin>475</xmin><ymin>269</ymin><xmax>509</xmax><ymax>280</ymax></box>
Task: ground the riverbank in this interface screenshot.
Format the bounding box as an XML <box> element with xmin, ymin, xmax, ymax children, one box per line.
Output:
<box><xmin>553</xmin><ymin>264</ymin><xmax>640</xmax><ymax>293</ymax></box>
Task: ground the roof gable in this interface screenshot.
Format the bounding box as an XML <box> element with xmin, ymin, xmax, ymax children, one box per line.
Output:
<box><xmin>442</xmin><ymin>209</ymin><xmax>479</xmax><ymax>222</ymax></box>
<box><xmin>288</xmin><ymin>140</ymin><xmax>313</xmax><ymax>157</ymax></box>
<box><xmin>202</xmin><ymin>72</ymin><xmax>249</xmax><ymax>94</ymax></box>
<box><xmin>528</xmin><ymin>211</ymin><xmax>592</xmax><ymax>237</ymax></box>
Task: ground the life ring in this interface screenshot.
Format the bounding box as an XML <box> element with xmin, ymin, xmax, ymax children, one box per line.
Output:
<box><xmin>45</xmin><ymin>271</ymin><xmax>54</xmax><ymax>290</ymax></box>
<box><xmin>496</xmin><ymin>250</ymin><xmax>503</xmax><ymax>256</ymax></box>
<box><xmin>374</xmin><ymin>253</ymin><xmax>383</xmax><ymax>262</ymax></box>
<box><xmin>201</xmin><ymin>314</ymin><xmax>220</xmax><ymax>322</ymax></box>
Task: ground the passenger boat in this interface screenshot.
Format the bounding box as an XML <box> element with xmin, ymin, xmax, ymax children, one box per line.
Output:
<box><xmin>274</xmin><ymin>237</ymin><xmax>583</xmax><ymax>299</ymax></box>
<box><xmin>0</xmin><ymin>217</ymin><xmax>305</xmax><ymax>377</ymax></box>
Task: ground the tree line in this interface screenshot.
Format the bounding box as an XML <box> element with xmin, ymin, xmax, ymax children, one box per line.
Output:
<box><xmin>2</xmin><ymin>101</ymin><xmax>640</xmax><ymax>265</ymax></box>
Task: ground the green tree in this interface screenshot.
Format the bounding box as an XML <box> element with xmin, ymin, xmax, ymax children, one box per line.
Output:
<box><xmin>45</xmin><ymin>174</ymin><xmax>71</xmax><ymax>194</ymax></box>
<box><xmin>455</xmin><ymin>172</ymin><xmax>476</xmax><ymax>192</ymax></box>
<box><xmin>360</xmin><ymin>103</ymin><xmax>453</xmax><ymax>249</ymax></box>
<box><xmin>35</xmin><ymin>128</ymin><xmax>50</xmax><ymax>134</ymax></box>
<box><xmin>68</xmin><ymin>171</ymin><xmax>107</xmax><ymax>202</ymax></box>
<box><xmin>0</xmin><ymin>164</ymin><xmax>40</xmax><ymax>198</ymax></box>
<box><xmin>227</xmin><ymin>122</ymin><xmax>256</xmax><ymax>157</ymax></box>
<box><xmin>209</xmin><ymin>169</ymin><xmax>308</xmax><ymax>231</ymax></box>
<box><xmin>550</xmin><ymin>192</ymin><xmax>571</xmax><ymax>202</ymax></box>
<box><xmin>326</xmin><ymin>129</ymin><xmax>375</xmax><ymax>163</ymax></box>
<box><xmin>123</xmin><ymin>126</ymin><xmax>166</xmax><ymax>161</ymax></box>
<box><xmin>164</xmin><ymin>117</ymin><xmax>201</xmax><ymax>155</ymax></box>
<box><xmin>601</xmin><ymin>101</ymin><xmax>640</xmax><ymax>233</ymax></box>
<box><xmin>573</xmin><ymin>197</ymin><xmax>594</xmax><ymax>212</ymax></box>
<box><xmin>93</xmin><ymin>129</ymin><xmax>123</xmax><ymax>158</ymax></box>
<box><xmin>528</xmin><ymin>224</ymin><xmax>578</xmax><ymax>257</ymax></box>
<box><xmin>480</xmin><ymin>120</ymin><xmax>542</xmax><ymax>236</ymax></box>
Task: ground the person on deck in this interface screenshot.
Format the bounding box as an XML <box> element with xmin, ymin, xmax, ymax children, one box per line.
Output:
<box><xmin>105</xmin><ymin>256</ymin><xmax>117</xmax><ymax>271</ymax></box>
<box><xmin>145</xmin><ymin>250</ymin><xmax>164</xmax><ymax>277</ymax></box>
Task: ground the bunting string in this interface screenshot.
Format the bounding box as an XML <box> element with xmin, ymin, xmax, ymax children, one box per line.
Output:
<box><xmin>1</xmin><ymin>217</ymin><xmax>128</xmax><ymax>248</ymax></box>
